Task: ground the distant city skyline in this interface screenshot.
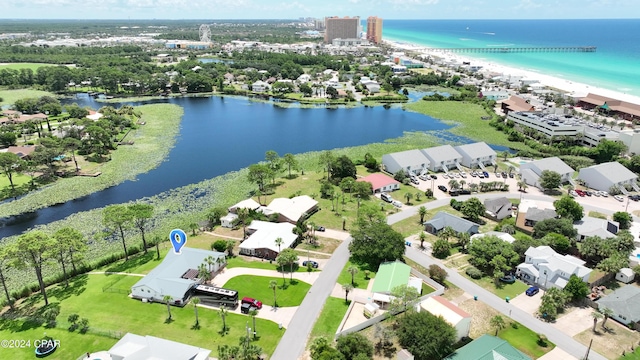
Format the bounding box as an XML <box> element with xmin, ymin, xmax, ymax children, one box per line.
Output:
<box><xmin>2</xmin><ymin>0</ymin><xmax>639</xmax><ymax>20</ymax></box>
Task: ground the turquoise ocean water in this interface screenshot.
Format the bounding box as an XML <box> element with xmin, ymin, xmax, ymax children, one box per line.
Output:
<box><xmin>379</xmin><ymin>19</ymin><xmax>640</xmax><ymax>98</ymax></box>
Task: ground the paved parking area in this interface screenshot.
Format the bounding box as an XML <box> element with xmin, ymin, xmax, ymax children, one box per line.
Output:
<box><xmin>509</xmin><ymin>291</ymin><xmax>542</xmax><ymax>315</ymax></box>
<box><xmin>552</xmin><ymin>306</ymin><xmax>594</xmax><ymax>336</ymax></box>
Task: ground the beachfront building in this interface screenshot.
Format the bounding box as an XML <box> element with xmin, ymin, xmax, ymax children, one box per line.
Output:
<box><xmin>578</xmin><ymin>93</ymin><xmax>640</xmax><ymax>122</ymax></box>
<box><xmin>453</xmin><ymin>142</ymin><xmax>497</xmax><ymax>170</ymax></box>
<box><xmin>324</xmin><ymin>16</ymin><xmax>361</xmax><ymax>44</ymax></box>
<box><xmin>516</xmin><ymin>246</ymin><xmax>591</xmax><ymax>289</ymax></box>
<box><xmin>519</xmin><ymin>157</ymin><xmax>575</xmax><ymax>188</ymax></box>
<box><xmin>578</xmin><ymin>162</ymin><xmax>639</xmax><ymax>194</ymax></box>
<box><xmin>131</xmin><ymin>247</ymin><xmax>226</xmax><ymax>306</ymax></box>
<box><xmin>382</xmin><ymin>149</ymin><xmax>430</xmax><ymax>176</ymax></box>
<box><xmin>239</xmin><ymin>220</ymin><xmax>298</xmax><ymax>260</ymax></box>
<box><xmin>419</xmin><ymin>296</ymin><xmax>471</xmax><ymax>341</ymax></box>
<box><xmin>501</xmin><ymin>95</ymin><xmax>535</xmax><ymax>114</ymax></box>
<box><xmin>420</xmin><ymin>145</ymin><xmax>463</xmax><ymax>172</ymax></box>
<box><xmin>357</xmin><ymin>173</ymin><xmax>400</xmax><ymax>193</ymax></box>
<box><xmin>366</xmin><ymin>16</ymin><xmax>383</xmax><ymax>44</ymax></box>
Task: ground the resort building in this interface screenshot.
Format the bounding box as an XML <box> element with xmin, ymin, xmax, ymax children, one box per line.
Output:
<box><xmin>420</xmin><ymin>145</ymin><xmax>463</xmax><ymax>172</ymax></box>
<box><xmin>89</xmin><ymin>332</ymin><xmax>211</xmax><ymax>360</ymax></box>
<box><xmin>618</xmin><ymin>129</ymin><xmax>640</xmax><ymax>155</ymax></box>
<box><xmin>131</xmin><ymin>247</ymin><xmax>226</xmax><ymax>306</ymax></box>
<box><xmin>578</xmin><ymin>93</ymin><xmax>640</xmax><ymax>122</ymax></box>
<box><xmin>578</xmin><ymin>162</ymin><xmax>640</xmax><ymax>194</ymax></box>
<box><xmin>519</xmin><ymin>157</ymin><xmax>575</xmax><ymax>188</ymax></box>
<box><xmin>381</xmin><ymin>149</ymin><xmax>430</xmax><ymax>176</ymax></box>
<box><xmin>366</xmin><ymin>16</ymin><xmax>383</xmax><ymax>44</ymax></box>
<box><xmin>324</xmin><ymin>16</ymin><xmax>361</xmax><ymax>44</ymax></box>
<box><xmin>424</xmin><ymin>212</ymin><xmax>480</xmax><ymax>236</ymax></box>
<box><xmin>453</xmin><ymin>142</ymin><xmax>497</xmax><ymax>169</ymax></box>
<box><xmin>357</xmin><ymin>173</ymin><xmax>400</xmax><ymax>193</ymax></box>
<box><xmin>238</xmin><ymin>220</ymin><xmax>298</xmax><ymax>260</ymax></box>
<box><xmin>501</xmin><ymin>95</ymin><xmax>535</xmax><ymax>114</ymax></box>
<box><xmin>419</xmin><ymin>296</ymin><xmax>471</xmax><ymax>341</ymax></box>
<box><xmin>516</xmin><ymin>246</ymin><xmax>591</xmax><ymax>289</ymax></box>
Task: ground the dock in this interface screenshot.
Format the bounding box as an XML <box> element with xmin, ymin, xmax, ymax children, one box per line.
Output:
<box><xmin>429</xmin><ymin>46</ymin><xmax>596</xmax><ymax>53</ymax></box>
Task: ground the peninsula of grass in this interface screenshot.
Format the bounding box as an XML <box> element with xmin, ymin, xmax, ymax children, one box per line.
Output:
<box><xmin>310</xmin><ymin>297</ymin><xmax>351</xmax><ymax>339</ymax></box>
<box><xmin>0</xmin><ymin>103</ymin><xmax>183</xmax><ymax>218</ymax></box>
<box><xmin>337</xmin><ymin>261</ymin><xmax>375</xmax><ymax>290</ymax></box>
<box><xmin>221</xmin><ymin>275</ymin><xmax>311</xmax><ymax>307</ymax></box>
<box><xmin>0</xmin><ymin>88</ymin><xmax>55</xmax><ymax>107</ymax></box>
<box><xmin>0</xmin><ymin>273</ymin><xmax>283</xmax><ymax>359</ymax></box>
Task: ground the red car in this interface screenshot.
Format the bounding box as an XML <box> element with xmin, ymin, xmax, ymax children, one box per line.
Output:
<box><xmin>242</xmin><ymin>297</ymin><xmax>263</xmax><ymax>309</ymax></box>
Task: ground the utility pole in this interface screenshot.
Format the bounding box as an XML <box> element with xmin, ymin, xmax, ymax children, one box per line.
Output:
<box><xmin>583</xmin><ymin>338</ymin><xmax>593</xmax><ymax>360</ymax></box>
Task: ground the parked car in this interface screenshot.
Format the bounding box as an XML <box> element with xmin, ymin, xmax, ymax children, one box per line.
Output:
<box><xmin>483</xmin><ymin>171</ymin><xmax>489</xmax><ymax>178</ymax></box>
<box><xmin>508</xmin><ymin>173</ymin><xmax>515</xmax><ymax>178</ymax></box>
<box><xmin>315</xmin><ymin>226</ymin><xmax>325</xmax><ymax>232</ymax></box>
<box><xmin>241</xmin><ymin>297</ymin><xmax>263</xmax><ymax>309</ymax></box>
<box><xmin>438</xmin><ymin>185</ymin><xmax>447</xmax><ymax>192</ymax></box>
<box><xmin>448</xmin><ymin>190</ymin><xmax>460</xmax><ymax>196</ymax></box>
<box><xmin>459</xmin><ymin>189</ymin><xmax>471</xmax><ymax>195</ymax></box>
<box><xmin>430</xmin><ymin>174</ymin><xmax>438</xmax><ymax>180</ymax></box>
<box><xmin>241</xmin><ymin>303</ymin><xmax>257</xmax><ymax>314</ymax></box>
<box><xmin>381</xmin><ymin>193</ymin><xmax>392</xmax><ymax>203</ymax></box>
<box><xmin>614</xmin><ymin>195</ymin><xmax>624</xmax><ymax>202</ymax></box>
<box><xmin>599</xmin><ymin>191</ymin><xmax>609</xmax><ymax>197</ymax></box>
<box><xmin>303</xmin><ymin>260</ymin><xmax>319</xmax><ymax>268</ymax></box>
<box><xmin>501</xmin><ymin>172</ymin><xmax>508</xmax><ymax>178</ymax></box>
<box><xmin>525</xmin><ymin>286</ymin><xmax>540</xmax><ymax>296</ymax></box>
<box><xmin>419</xmin><ymin>174</ymin><xmax>429</xmax><ymax>181</ymax></box>
<box><xmin>629</xmin><ymin>194</ymin><xmax>640</xmax><ymax>201</ymax></box>
<box><xmin>392</xmin><ymin>200</ymin><xmax>403</xmax><ymax>208</ymax></box>
<box><xmin>410</xmin><ymin>177</ymin><xmax>419</xmax><ymax>185</ymax></box>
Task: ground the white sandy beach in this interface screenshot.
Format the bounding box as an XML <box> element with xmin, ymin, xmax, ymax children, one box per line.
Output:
<box><xmin>384</xmin><ymin>40</ymin><xmax>640</xmax><ymax>106</ymax></box>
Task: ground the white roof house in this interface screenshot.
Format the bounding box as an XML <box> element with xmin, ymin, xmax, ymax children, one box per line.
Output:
<box><xmin>419</xmin><ymin>296</ymin><xmax>472</xmax><ymax>341</ymax></box>
<box><xmin>131</xmin><ymin>247</ymin><xmax>225</xmax><ymax>305</ymax></box>
<box><xmin>239</xmin><ymin>220</ymin><xmax>298</xmax><ymax>259</ymax></box>
<box><xmin>228</xmin><ymin>198</ymin><xmax>261</xmax><ymax>213</ymax></box>
<box><xmin>573</xmin><ymin>216</ymin><xmax>619</xmax><ymax>241</ymax></box>
<box><xmin>578</xmin><ymin>162</ymin><xmax>639</xmax><ymax>193</ymax></box>
<box><xmin>266</xmin><ymin>195</ymin><xmax>318</xmax><ymax>223</ymax></box>
<box><xmin>453</xmin><ymin>142</ymin><xmax>497</xmax><ymax>168</ymax></box>
<box><xmin>471</xmin><ymin>231</ymin><xmax>516</xmax><ymax>244</ymax></box>
<box><xmin>420</xmin><ymin>145</ymin><xmax>463</xmax><ymax>172</ymax></box>
<box><xmin>520</xmin><ymin>157</ymin><xmax>575</xmax><ymax>188</ymax></box>
<box><xmin>105</xmin><ymin>332</ymin><xmax>211</xmax><ymax>360</ymax></box>
<box><xmin>252</xmin><ymin>80</ymin><xmax>270</xmax><ymax>93</ymax></box>
<box><xmin>381</xmin><ymin>149</ymin><xmax>430</xmax><ymax>175</ymax></box>
<box><xmin>516</xmin><ymin>246</ymin><xmax>591</xmax><ymax>289</ymax></box>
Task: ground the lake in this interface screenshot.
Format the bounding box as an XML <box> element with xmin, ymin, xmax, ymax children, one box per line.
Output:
<box><xmin>0</xmin><ymin>94</ymin><xmax>483</xmax><ymax>236</ymax></box>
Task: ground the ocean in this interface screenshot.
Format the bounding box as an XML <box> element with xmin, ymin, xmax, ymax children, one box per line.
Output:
<box><xmin>380</xmin><ymin>19</ymin><xmax>640</xmax><ymax>98</ymax></box>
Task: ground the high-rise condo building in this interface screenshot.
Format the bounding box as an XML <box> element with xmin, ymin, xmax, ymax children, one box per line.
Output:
<box><xmin>366</xmin><ymin>16</ymin><xmax>383</xmax><ymax>44</ymax></box>
<box><xmin>324</xmin><ymin>16</ymin><xmax>361</xmax><ymax>44</ymax></box>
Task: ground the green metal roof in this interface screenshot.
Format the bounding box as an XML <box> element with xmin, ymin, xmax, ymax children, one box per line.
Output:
<box><xmin>444</xmin><ymin>335</ymin><xmax>531</xmax><ymax>360</ymax></box>
<box><xmin>371</xmin><ymin>261</ymin><xmax>411</xmax><ymax>294</ymax></box>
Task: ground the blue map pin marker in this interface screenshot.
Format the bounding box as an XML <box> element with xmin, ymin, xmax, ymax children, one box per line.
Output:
<box><xmin>170</xmin><ymin>229</ymin><xmax>187</xmax><ymax>255</ymax></box>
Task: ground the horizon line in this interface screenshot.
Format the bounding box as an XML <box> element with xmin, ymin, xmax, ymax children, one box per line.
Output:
<box><xmin>1</xmin><ymin>17</ymin><xmax>639</xmax><ymax>21</ymax></box>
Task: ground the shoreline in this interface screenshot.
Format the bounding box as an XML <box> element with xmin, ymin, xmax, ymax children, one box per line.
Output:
<box><xmin>383</xmin><ymin>39</ymin><xmax>640</xmax><ymax>106</ymax></box>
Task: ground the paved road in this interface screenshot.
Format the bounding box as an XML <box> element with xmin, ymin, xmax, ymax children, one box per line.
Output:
<box><xmin>271</xmin><ymin>236</ymin><xmax>352</xmax><ymax>360</ymax></box>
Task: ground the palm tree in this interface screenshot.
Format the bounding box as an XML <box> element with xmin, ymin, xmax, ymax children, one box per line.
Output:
<box><xmin>163</xmin><ymin>295</ymin><xmax>173</xmax><ymax>320</ymax></box>
<box><xmin>342</xmin><ymin>283</ymin><xmax>354</xmax><ymax>303</ymax></box>
<box><xmin>601</xmin><ymin>307</ymin><xmax>614</xmax><ymax>329</ymax></box>
<box><xmin>192</xmin><ymin>297</ymin><xmax>200</xmax><ymax>326</ymax></box>
<box><xmin>418</xmin><ymin>206</ymin><xmax>428</xmax><ymax>223</ymax></box>
<box><xmin>219</xmin><ymin>306</ymin><xmax>228</xmax><ymax>332</ymax></box>
<box><xmin>591</xmin><ymin>310</ymin><xmax>603</xmax><ymax>332</ymax></box>
<box><xmin>348</xmin><ymin>265</ymin><xmax>359</xmax><ymax>286</ymax></box>
<box><xmin>189</xmin><ymin>222</ymin><xmax>199</xmax><ymax>236</ymax></box>
<box><xmin>206</xmin><ymin>255</ymin><xmax>215</xmax><ymax>272</ymax></box>
<box><xmin>275</xmin><ymin>237</ymin><xmax>283</xmax><ymax>253</ymax></box>
<box><xmin>404</xmin><ymin>192</ymin><xmax>413</xmax><ymax>205</ymax></box>
<box><xmin>198</xmin><ymin>263</ymin><xmax>211</xmax><ymax>282</ymax></box>
<box><xmin>490</xmin><ymin>315</ymin><xmax>506</xmax><ymax>335</ymax></box>
<box><xmin>418</xmin><ymin>231</ymin><xmax>427</xmax><ymax>250</ymax></box>
<box><xmin>459</xmin><ymin>180</ymin><xmax>466</xmax><ymax>189</ymax></box>
<box><xmin>237</xmin><ymin>208</ymin><xmax>249</xmax><ymax>239</ymax></box>
<box><xmin>448</xmin><ymin>179</ymin><xmax>459</xmax><ymax>190</ymax></box>
<box><xmin>249</xmin><ymin>309</ymin><xmax>258</xmax><ymax>339</ymax></box>
<box><xmin>458</xmin><ymin>232</ymin><xmax>471</xmax><ymax>252</ymax></box>
<box><xmin>269</xmin><ymin>280</ymin><xmax>278</xmax><ymax>308</ymax></box>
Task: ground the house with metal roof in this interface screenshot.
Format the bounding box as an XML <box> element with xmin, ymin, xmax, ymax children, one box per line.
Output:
<box><xmin>357</xmin><ymin>173</ymin><xmax>400</xmax><ymax>193</ymax></box>
<box><xmin>520</xmin><ymin>157</ymin><xmax>575</xmax><ymax>189</ymax></box>
<box><xmin>578</xmin><ymin>162</ymin><xmax>639</xmax><ymax>193</ymax></box>
<box><xmin>420</xmin><ymin>145</ymin><xmax>463</xmax><ymax>172</ymax></box>
<box><xmin>424</xmin><ymin>211</ymin><xmax>480</xmax><ymax>236</ymax></box>
<box><xmin>381</xmin><ymin>149</ymin><xmax>430</xmax><ymax>176</ymax></box>
<box><xmin>371</xmin><ymin>261</ymin><xmax>421</xmax><ymax>308</ymax></box>
<box><xmin>501</xmin><ymin>95</ymin><xmax>535</xmax><ymax>114</ymax></box>
<box><xmin>98</xmin><ymin>332</ymin><xmax>211</xmax><ymax>360</ymax></box>
<box><xmin>516</xmin><ymin>246</ymin><xmax>591</xmax><ymax>289</ymax></box>
<box><xmin>444</xmin><ymin>334</ymin><xmax>531</xmax><ymax>360</ymax></box>
<box><xmin>266</xmin><ymin>195</ymin><xmax>318</xmax><ymax>223</ymax></box>
<box><xmin>597</xmin><ymin>285</ymin><xmax>640</xmax><ymax>330</ymax></box>
<box><xmin>239</xmin><ymin>220</ymin><xmax>298</xmax><ymax>260</ymax></box>
<box><xmin>419</xmin><ymin>296</ymin><xmax>471</xmax><ymax>341</ymax></box>
<box><xmin>454</xmin><ymin>142</ymin><xmax>497</xmax><ymax>169</ymax></box>
<box><xmin>131</xmin><ymin>247</ymin><xmax>225</xmax><ymax>306</ymax></box>
<box><xmin>483</xmin><ymin>197</ymin><xmax>513</xmax><ymax>220</ymax></box>
<box><xmin>220</xmin><ymin>198</ymin><xmax>263</xmax><ymax>228</ymax></box>
<box><xmin>573</xmin><ymin>216</ymin><xmax>619</xmax><ymax>241</ymax></box>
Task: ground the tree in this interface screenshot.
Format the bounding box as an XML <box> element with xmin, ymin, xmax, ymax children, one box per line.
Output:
<box><xmin>226</xmin><ymin>240</ymin><xmax>235</xmax><ymax>257</ymax></box>
<box><xmin>460</xmin><ymin>197</ymin><xmax>485</xmax><ymax>222</ymax></box>
<box><xmin>103</xmin><ymin>204</ymin><xmax>134</xmax><ymax>261</ymax></box>
<box><xmin>563</xmin><ymin>274</ymin><xmax>589</xmax><ymax>302</ymax></box>
<box><xmin>265</xmin><ymin>150</ymin><xmax>281</xmax><ymax>181</ymax></box>
<box><xmin>310</xmin><ymin>336</ymin><xmax>345</xmax><ymax>360</ymax></box>
<box><xmin>14</xmin><ymin>230</ymin><xmax>56</xmax><ymax>305</ymax></box>
<box><xmin>269</xmin><ymin>280</ymin><xmax>278</xmax><ymax>308</ymax></box>
<box><xmin>0</xmin><ymin>246</ymin><xmax>16</xmax><ymax>310</ymax></box>
<box><xmin>129</xmin><ymin>203</ymin><xmax>154</xmax><ymax>254</ymax></box>
<box><xmin>318</xmin><ymin>150</ymin><xmax>335</xmax><ymax>181</ymax></box>
<box><xmin>349</xmin><ymin>221</ymin><xmax>405</xmax><ymax>269</ymax></box>
<box><xmin>404</xmin><ymin>192</ymin><xmax>413</xmax><ymax>205</ymax></box>
<box><xmin>597</xmin><ymin>252</ymin><xmax>628</xmax><ymax>274</ymax></box>
<box><xmin>249</xmin><ymin>308</ymin><xmax>258</xmax><ymax>339</ymax></box>
<box><xmin>468</xmin><ymin>235</ymin><xmax>519</xmax><ymax>275</ymax></box>
<box><xmin>282</xmin><ymin>153</ymin><xmax>298</xmax><ymax>178</ymax></box>
<box><xmin>219</xmin><ymin>305</ymin><xmax>228</xmax><ymax>332</ymax></box>
<box><xmin>278</xmin><ymin>248</ymin><xmax>298</xmax><ymax>281</ymax></box>
<box><xmin>163</xmin><ymin>295</ymin><xmax>173</xmax><ymax>320</ymax></box>
<box><xmin>600</xmin><ymin>307</ymin><xmax>614</xmax><ymax>328</ymax></box>
<box><xmin>428</xmin><ymin>264</ymin><xmax>448</xmax><ymax>284</ymax></box>
<box><xmin>592</xmin><ymin>139</ymin><xmax>627</xmax><ymax>163</ymax></box>
<box><xmin>591</xmin><ymin>310</ymin><xmax>603</xmax><ymax>332</ymax></box>
<box><xmin>396</xmin><ymin>311</ymin><xmax>456</xmax><ymax>360</ymax></box>
<box><xmin>236</xmin><ymin>208</ymin><xmax>250</xmax><ymax>240</ymax></box>
<box><xmin>458</xmin><ymin>232</ymin><xmax>471</xmax><ymax>253</ymax></box>
<box><xmin>553</xmin><ymin>195</ymin><xmax>584</xmax><ymax>221</ymax></box>
<box><xmin>490</xmin><ymin>315</ymin><xmax>506</xmax><ymax>335</ymax></box>
<box><xmin>347</xmin><ymin>265</ymin><xmax>359</xmax><ymax>286</ymax></box>
<box><xmin>192</xmin><ymin>297</ymin><xmax>200</xmax><ymax>326</ymax></box>
<box><xmin>276</xmin><ymin>253</ymin><xmax>289</xmax><ymax>285</ymax></box>
<box><xmin>389</xmin><ymin>284</ymin><xmax>420</xmax><ymax>316</ymax></box>
<box><xmin>539</xmin><ymin>170</ymin><xmax>562</xmax><ymax>192</ymax></box>
<box><xmin>533</xmin><ymin>218</ymin><xmax>577</xmax><ymax>239</ymax></box>
<box><xmin>539</xmin><ymin>287</ymin><xmax>569</xmax><ymax>320</ymax></box>
<box><xmin>53</xmin><ymin>226</ymin><xmax>87</xmax><ymax>274</ymax></box>
<box><xmin>336</xmin><ymin>332</ymin><xmax>374</xmax><ymax>360</ymax></box>
<box><xmin>326</xmin><ymin>86</ymin><xmax>338</xmax><ymax>99</ymax></box>
<box><xmin>418</xmin><ymin>231</ymin><xmax>427</xmax><ymax>250</ymax></box>
<box><xmin>330</xmin><ymin>155</ymin><xmax>356</xmax><ymax>182</ymax></box>
<box><xmin>542</xmin><ymin>233</ymin><xmax>572</xmax><ymax>254</ymax></box>
<box><xmin>342</xmin><ymin>283</ymin><xmax>354</xmax><ymax>303</ymax></box>
<box><xmin>247</xmin><ymin>163</ymin><xmax>271</xmax><ymax>191</ymax></box>
<box><xmin>0</xmin><ymin>152</ymin><xmax>23</xmax><ymax>194</ymax></box>
<box><xmin>432</xmin><ymin>238</ymin><xmax>451</xmax><ymax>259</ymax></box>
<box><xmin>613</xmin><ymin>211</ymin><xmax>632</xmax><ymax>230</ymax></box>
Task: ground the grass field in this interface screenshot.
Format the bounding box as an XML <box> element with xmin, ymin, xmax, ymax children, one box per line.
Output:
<box><xmin>310</xmin><ymin>297</ymin><xmax>350</xmax><ymax>339</ymax></box>
<box><xmin>465</xmin><ymin>276</ymin><xmax>529</xmax><ymax>300</ymax></box>
<box><xmin>0</xmin><ymin>89</ymin><xmax>55</xmax><ymax>107</ymax></box>
<box><xmin>337</xmin><ymin>261</ymin><xmax>375</xmax><ymax>290</ymax></box>
<box><xmin>499</xmin><ymin>321</ymin><xmax>555</xmax><ymax>358</ymax></box>
<box><xmin>0</xmin><ymin>273</ymin><xmax>283</xmax><ymax>359</ymax></box>
<box><xmin>221</xmin><ymin>275</ymin><xmax>311</xmax><ymax>307</ymax></box>
<box><xmin>0</xmin><ymin>63</ymin><xmax>55</xmax><ymax>71</ymax></box>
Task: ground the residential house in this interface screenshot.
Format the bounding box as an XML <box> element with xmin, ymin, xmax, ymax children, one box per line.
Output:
<box><xmin>99</xmin><ymin>332</ymin><xmax>211</xmax><ymax>360</ymax></box>
<box><xmin>483</xmin><ymin>197</ymin><xmax>513</xmax><ymax>220</ymax></box>
<box><xmin>223</xmin><ymin>73</ymin><xmax>235</xmax><ymax>84</ymax></box>
<box><xmin>480</xmin><ymin>90</ymin><xmax>509</xmax><ymax>101</ymax></box>
<box><xmin>297</xmin><ymin>73</ymin><xmax>311</xmax><ymax>83</ymax></box>
<box><xmin>220</xmin><ymin>198</ymin><xmax>262</xmax><ymax>228</ymax></box>
<box><xmin>420</xmin><ymin>145</ymin><xmax>463</xmax><ymax>172</ymax></box>
<box><xmin>357</xmin><ymin>173</ymin><xmax>400</xmax><ymax>194</ymax></box>
<box><xmin>523</xmin><ymin>208</ymin><xmax>557</xmax><ymax>227</ymax></box>
<box><xmin>471</xmin><ymin>231</ymin><xmax>516</xmax><ymax>244</ymax></box>
<box><xmin>501</xmin><ymin>95</ymin><xmax>535</xmax><ymax>114</ymax></box>
<box><xmin>419</xmin><ymin>296</ymin><xmax>471</xmax><ymax>341</ymax></box>
<box><xmin>86</xmin><ymin>111</ymin><xmax>103</xmax><ymax>121</ymax></box>
<box><xmin>131</xmin><ymin>247</ymin><xmax>226</xmax><ymax>305</ymax></box>
<box><xmin>424</xmin><ymin>212</ymin><xmax>480</xmax><ymax>236</ymax></box>
<box><xmin>4</xmin><ymin>145</ymin><xmax>37</xmax><ymax>159</ymax></box>
<box><xmin>266</xmin><ymin>195</ymin><xmax>318</xmax><ymax>223</ymax></box>
<box><xmin>444</xmin><ymin>334</ymin><xmax>531</xmax><ymax>360</ymax></box>
<box><xmin>371</xmin><ymin>261</ymin><xmax>420</xmax><ymax>308</ymax></box>
<box><xmin>381</xmin><ymin>149</ymin><xmax>430</xmax><ymax>176</ymax></box>
<box><xmin>453</xmin><ymin>142</ymin><xmax>497</xmax><ymax>169</ymax></box>
<box><xmin>519</xmin><ymin>157</ymin><xmax>575</xmax><ymax>188</ymax></box>
<box><xmin>251</xmin><ymin>80</ymin><xmax>270</xmax><ymax>93</ymax></box>
<box><xmin>573</xmin><ymin>216</ymin><xmax>619</xmax><ymax>242</ymax></box>
<box><xmin>578</xmin><ymin>162</ymin><xmax>639</xmax><ymax>193</ymax></box>
<box><xmin>597</xmin><ymin>285</ymin><xmax>640</xmax><ymax>329</ymax></box>
<box><xmin>238</xmin><ymin>220</ymin><xmax>298</xmax><ymax>260</ymax></box>
<box><xmin>361</xmin><ymin>79</ymin><xmax>380</xmax><ymax>94</ymax></box>
<box><xmin>516</xmin><ymin>246</ymin><xmax>591</xmax><ymax>289</ymax></box>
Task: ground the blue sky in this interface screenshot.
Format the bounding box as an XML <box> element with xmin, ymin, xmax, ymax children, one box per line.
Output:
<box><xmin>3</xmin><ymin>0</ymin><xmax>639</xmax><ymax>20</ymax></box>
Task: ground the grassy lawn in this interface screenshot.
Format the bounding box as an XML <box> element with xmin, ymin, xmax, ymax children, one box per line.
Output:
<box><xmin>310</xmin><ymin>297</ymin><xmax>351</xmax><ymax>339</ymax></box>
<box><xmin>298</xmin><ymin>236</ymin><xmax>342</xmax><ymax>254</ymax></box>
<box><xmin>0</xmin><ymin>63</ymin><xmax>55</xmax><ymax>71</ymax></box>
<box><xmin>499</xmin><ymin>321</ymin><xmax>555</xmax><ymax>358</ymax></box>
<box><xmin>337</xmin><ymin>261</ymin><xmax>375</xmax><ymax>290</ymax></box>
<box><xmin>621</xmin><ymin>347</ymin><xmax>640</xmax><ymax>359</ymax></box>
<box><xmin>2</xmin><ymin>274</ymin><xmax>283</xmax><ymax>359</ymax></box>
<box><xmin>221</xmin><ymin>275</ymin><xmax>311</xmax><ymax>307</ymax></box>
<box><xmin>0</xmin><ymin>89</ymin><xmax>55</xmax><ymax>106</ymax></box>
<box><xmin>390</xmin><ymin>213</ymin><xmax>427</xmax><ymax>238</ymax></box>
<box><xmin>466</xmin><ymin>276</ymin><xmax>529</xmax><ymax>300</ymax></box>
